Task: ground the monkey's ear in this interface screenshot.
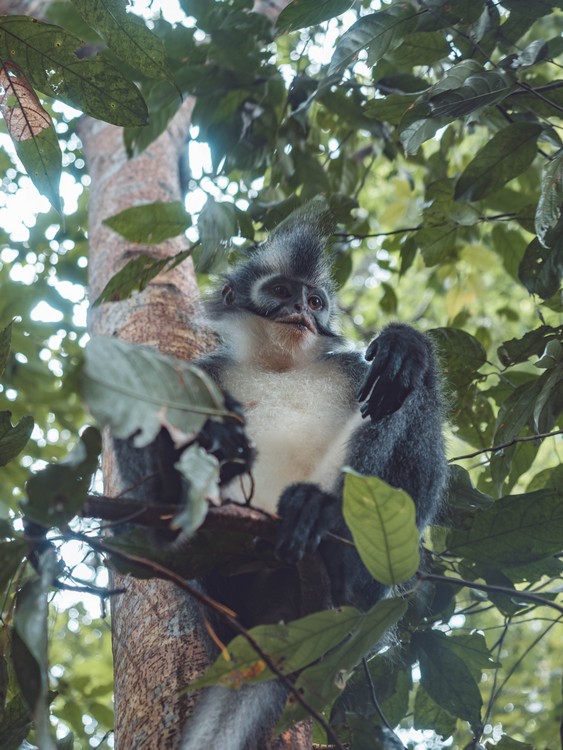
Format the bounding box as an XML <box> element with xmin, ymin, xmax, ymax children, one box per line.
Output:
<box><xmin>222</xmin><ymin>284</ymin><xmax>235</xmax><ymax>305</ymax></box>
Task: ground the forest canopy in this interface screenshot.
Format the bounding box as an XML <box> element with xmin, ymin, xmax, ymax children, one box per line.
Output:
<box><xmin>0</xmin><ymin>1</ymin><xmax>562</xmax><ymax>749</ymax></box>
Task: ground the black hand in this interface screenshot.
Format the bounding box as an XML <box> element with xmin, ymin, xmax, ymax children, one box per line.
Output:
<box><xmin>276</xmin><ymin>483</ymin><xmax>341</xmax><ymax>563</ymax></box>
<box><xmin>357</xmin><ymin>323</ymin><xmax>431</xmax><ymax>422</ymax></box>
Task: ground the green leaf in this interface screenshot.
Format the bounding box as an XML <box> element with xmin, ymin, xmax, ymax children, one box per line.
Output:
<box><xmin>93</xmin><ymin>249</ymin><xmax>192</xmax><ymax>306</ymax></box>
<box><xmin>497</xmin><ymin>326</ymin><xmax>563</xmax><ymax>367</ymax></box>
<box><xmin>70</xmin><ymin>0</ymin><xmax>170</xmax><ymax>80</ymax></box>
<box><xmin>0</xmin><ymin>16</ymin><xmax>148</xmax><ymax>126</ymax></box>
<box><xmin>81</xmin><ymin>336</ymin><xmax>227</xmax><ymax>446</ymax></box>
<box><xmin>13</xmin><ymin>548</ymin><xmax>59</xmax><ymax>750</ymax></box>
<box><xmin>454</xmin><ymin>122</ymin><xmax>542</xmax><ymax>202</ymax></box>
<box><xmin>0</xmin><ymin>538</ymin><xmax>26</xmax><ymax>599</ymax></box>
<box><xmin>342</xmin><ymin>471</ymin><xmax>420</xmax><ymax>586</ymax></box>
<box><xmin>193</xmin><ymin>607</ymin><xmax>365</xmax><ymax>689</ymax></box>
<box><xmin>0</xmin><ymin>62</ymin><xmax>62</xmax><ymax>213</ymax></box>
<box><xmin>279</xmin><ymin>597</ymin><xmax>407</xmax><ymax>727</ymax></box>
<box><xmin>0</xmin><ymin>692</ymin><xmax>32</xmax><ymax>750</ymax></box>
<box><xmin>332</xmin><ymin>654</ymin><xmax>411</xmax><ymax>728</ymax></box>
<box><xmin>413</xmin><ymin>685</ymin><xmax>457</xmax><ymax>738</ymax></box>
<box><xmin>447</xmin><ymin>465</ymin><xmax>493</xmax><ymax>511</ymax></box>
<box><xmin>519</xmin><ymin>233</ymin><xmax>563</xmax><ymax>300</ymax></box>
<box><xmin>23</xmin><ymin>426</ymin><xmax>101</xmax><ymax>527</ymax></box>
<box><xmin>328</xmin><ymin>6</ymin><xmax>417</xmax><ymax>77</ymax></box>
<box><xmin>102</xmin><ymin>201</ymin><xmax>191</xmax><ymax>244</ymax></box>
<box><xmin>0</xmin><ymin>412</ymin><xmax>34</xmax><ymax>467</ymax></box>
<box><xmin>276</xmin><ymin>0</ymin><xmax>354</xmax><ymax>34</ymax></box>
<box><xmin>412</xmin><ymin>630</ymin><xmax>483</xmax><ymax>728</ymax></box>
<box><xmin>364</xmin><ymin>93</ymin><xmax>418</xmax><ymax>125</ymax></box>
<box><xmin>0</xmin><ymin>320</ymin><xmax>11</xmax><ymax>375</ymax></box>
<box><xmin>197</xmin><ymin>196</ymin><xmax>237</xmax><ymax>273</ymax></box>
<box><xmin>427</xmin><ymin>69</ymin><xmax>515</xmax><ymax>119</ymax></box>
<box><xmin>536</xmin><ymin>150</ymin><xmax>563</xmax><ymax>245</ymax></box>
<box><xmin>429</xmin><ymin>327</ymin><xmax>486</xmax><ymax>388</ymax></box>
<box><xmin>447</xmin><ymin>488</ymin><xmax>563</xmax><ymax>566</ymax></box>
<box><xmin>173</xmin><ymin>445</ymin><xmax>219</xmax><ymax>536</ymax></box>
<box><xmin>492</xmin><ymin>736</ymin><xmax>535</xmax><ymax>750</ymax></box>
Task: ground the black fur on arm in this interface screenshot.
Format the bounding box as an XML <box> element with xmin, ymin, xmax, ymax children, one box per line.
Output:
<box><xmin>277</xmin><ymin>324</ymin><xmax>447</xmax><ymax>610</ymax></box>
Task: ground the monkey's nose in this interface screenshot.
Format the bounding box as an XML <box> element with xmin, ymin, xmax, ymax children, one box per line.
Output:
<box><xmin>294</xmin><ymin>302</ymin><xmax>302</xmax><ymax>311</ymax></box>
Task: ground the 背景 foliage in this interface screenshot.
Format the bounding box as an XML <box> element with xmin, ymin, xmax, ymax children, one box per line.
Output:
<box><xmin>0</xmin><ymin>0</ymin><xmax>562</xmax><ymax>748</ymax></box>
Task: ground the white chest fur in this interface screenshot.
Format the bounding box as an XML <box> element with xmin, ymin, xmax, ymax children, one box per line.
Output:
<box><xmin>222</xmin><ymin>360</ymin><xmax>358</xmax><ymax>513</ymax></box>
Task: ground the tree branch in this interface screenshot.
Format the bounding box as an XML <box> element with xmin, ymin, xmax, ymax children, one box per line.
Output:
<box><xmin>72</xmin><ymin>531</ymin><xmax>347</xmax><ymax>750</ymax></box>
<box><xmin>417</xmin><ymin>572</ymin><xmax>563</xmax><ymax>616</ymax></box>
<box><xmin>449</xmin><ymin>429</ymin><xmax>563</xmax><ymax>462</ymax></box>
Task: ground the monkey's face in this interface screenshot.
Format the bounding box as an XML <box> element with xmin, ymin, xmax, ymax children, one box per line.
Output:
<box><xmin>250</xmin><ymin>274</ymin><xmax>332</xmax><ymax>336</ymax></box>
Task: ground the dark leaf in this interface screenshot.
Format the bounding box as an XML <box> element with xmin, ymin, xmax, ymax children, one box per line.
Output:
<box><xmin>276</xmin><ymin>0</ymin><xmax>354</xmax><ymax>34</ymax></box>
<box><xmin>454</xmin><ymin>123</ymin><xmax>543</xmax><ymax>202</ymax></box>
<box><xmin>519</xmin><ymin>234</ymin><xmax>563</xmax><ymax>300</ymax></box>
<box><xmin>197</xmin><ymin>196</ymin><xmax>237</xmax><ymax>273</ymax></box>
<box><xmin>0</xmin><ymin>413</ymin><xmax>34</xmax><ymax>467</ymax></box>
<box><xmin>13</xmin><ymin>549</ymin><xmax>58</xmax><ymax>750</ymax></box>
<box><xmin>93</xmin><ymin>250</ymin><xmax>192</xmax><ymax>306</ymax></box>
<box><xmin>0</xmin><ymin>538</ymin><xmax>27</xmax><ymax>599</ymax></box>
<box><xmin>497</xmin><ymin>326</ymin><xmax>562</xmax><ymax>367</ymax></box>
<box><xmin>413</xmin><ymin>685</ymin><xmax>457</xmax><ymax>738</ymax></box>
<box><xmin>536</xmin><ymin>150</ymin><xmax>563</xmax><ymax>245</ymax></box>
<box><xmin>70</xmin><ymin>0</ymin><xmax>170</xmax><ymax>80</ymax></box>
<box><xmin>0</xmin><ymin>321</ymin><xmax>11</xmax><ymax>375</ymax></box>
<box><xmin>23</xmin><ymin>427</ymin><xmax>101</xmax><ymax>527</ymax></box>
<box><xmin>429</xmin><ymin>327</ymin><xmax>487</xmax><ymax>388</ymax></box>
<box><xmin>328</xmin><ymin>6</ymin><xmax>417</xmax><ymax>77</ymax></box>
<box><xmin>0</xmin><ymin>16</ymin><xmax>148</xmax><ymax>126</ymax></box>
<box><xmin>447</xmin><ymin>488</ymin><xmax>563</xmax><ymax>566</ymax></box>
<box><xmin>412</xmin><ymin>630</ymin><xmax>483</xmax><ymax>728</ymax></box>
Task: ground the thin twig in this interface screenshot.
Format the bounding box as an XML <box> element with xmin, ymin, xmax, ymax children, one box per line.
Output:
<box><xmin>449</xmin><ymin>429</ymin><xmax>563</xmax><ymax>462</ymax></box>
<box><xmin>417</xmin><ymin>572</ymin><xmax>563</xmax><ymax>616</ymax></box>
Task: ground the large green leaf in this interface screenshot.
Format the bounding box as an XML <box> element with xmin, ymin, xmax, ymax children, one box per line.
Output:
<box><xmin>276</xmin><ymin>0</ymin><xmax>354</xmax><ymax>34</ymax></box>
<box><xmin>412</xmin><ymin>630</ymin><xmax>483</xmax><ymax>729</ymax></box>
<box><xmin>81</xmin><ymin>336</ymin><xmax>228</xmax><ymax>446</ymax></box>
<box><xmin>0</xmin><ymin>16</ymin><xmax>148</xmax><ymax>126</ymax></box>
<box><xmin>192</xmin><ymin>606</ymin><xmax>364</xmax><ymax>688</ymax></box>
<box><xmin>328</xmin><ymin>5</ymin><xmax>416</xmax><ymax>77</ymax></box>
<box><xmin>447</xmin><ymin>488</ymin><xmax>563</xmax><ymax>566</ymax></box>
<box><xmin>70</xmin><ymin>0</ymin><xmax>170</xmax><ymax>80</ymax></box>
<box><xmin>280</xmin><ymin>597</ymin><xmax>407</xmax><ymax>727</ymax></box>
<box><xmin>454</xmin><ymin>122</ymin><xmax>542</xmax><ymax>202</ymax></box>
<box><xmin>102</xmin><ymin>201</ymin><xmax>191</xmax><ymax>244</ymax></box>
<box><xmin>342</xmin><ymin>471</ymin><xmax>420</xmax><ymax>586</ymax></box>
<box><xmin>0</xmin><ymin>412</ymin><xmax>34</xmax><ymax>467</ymax></box>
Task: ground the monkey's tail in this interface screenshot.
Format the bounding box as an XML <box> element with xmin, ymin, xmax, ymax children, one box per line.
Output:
<box><xmin>180</xmin><ymin>681</ymin><xmax>287</xmax><ymax>750</ymax></box>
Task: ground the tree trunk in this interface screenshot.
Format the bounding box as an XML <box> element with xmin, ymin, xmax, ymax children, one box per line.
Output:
<box><xmin>4</xmin><ymin>0</ymin><xmax>312</xmax><ymax>745</ymax></box>
<box><xmin>80</xmin><ymin>103</ymin><xmax>217</xmax><ymax>750</ymax></box>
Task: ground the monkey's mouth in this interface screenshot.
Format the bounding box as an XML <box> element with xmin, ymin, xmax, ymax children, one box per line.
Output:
<box><xmin>277</xmin><ymin>315</ymin><xmax>316</xmax><ymax>335</ymax></box>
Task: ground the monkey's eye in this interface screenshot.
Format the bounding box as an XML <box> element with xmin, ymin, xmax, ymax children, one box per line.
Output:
<box><xmin>308</xmin><ymin>294</ymin><xmax>323</xmax><ymax>311</ymax></box>
<box><xmin>271</xmin><ymin>284</ymin><xmax>291</xmax><ymax>299</ymax></box>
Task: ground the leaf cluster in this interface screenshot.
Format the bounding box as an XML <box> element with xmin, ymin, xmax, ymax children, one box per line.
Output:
<box><xmin>0</xmin><ymin>0</ymin><xmax>562</xmax><ymax>748</ymax></box>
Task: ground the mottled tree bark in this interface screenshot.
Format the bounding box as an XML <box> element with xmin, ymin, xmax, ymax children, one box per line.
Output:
<box><xmin>5</xmin><ymin>0</ymin><xmax>312</xmax><ymax>746</ymax></box>
<box><xmin>80</xmin><ymin>102</ymin><xmax>217</xmax><ymax>750</ymax></box>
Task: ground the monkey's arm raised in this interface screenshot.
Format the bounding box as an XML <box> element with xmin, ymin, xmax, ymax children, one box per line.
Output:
<box><xmin>276</xmin><ymin>323</ymin><xmax>446</xmax><ymax>608</ymax></box>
